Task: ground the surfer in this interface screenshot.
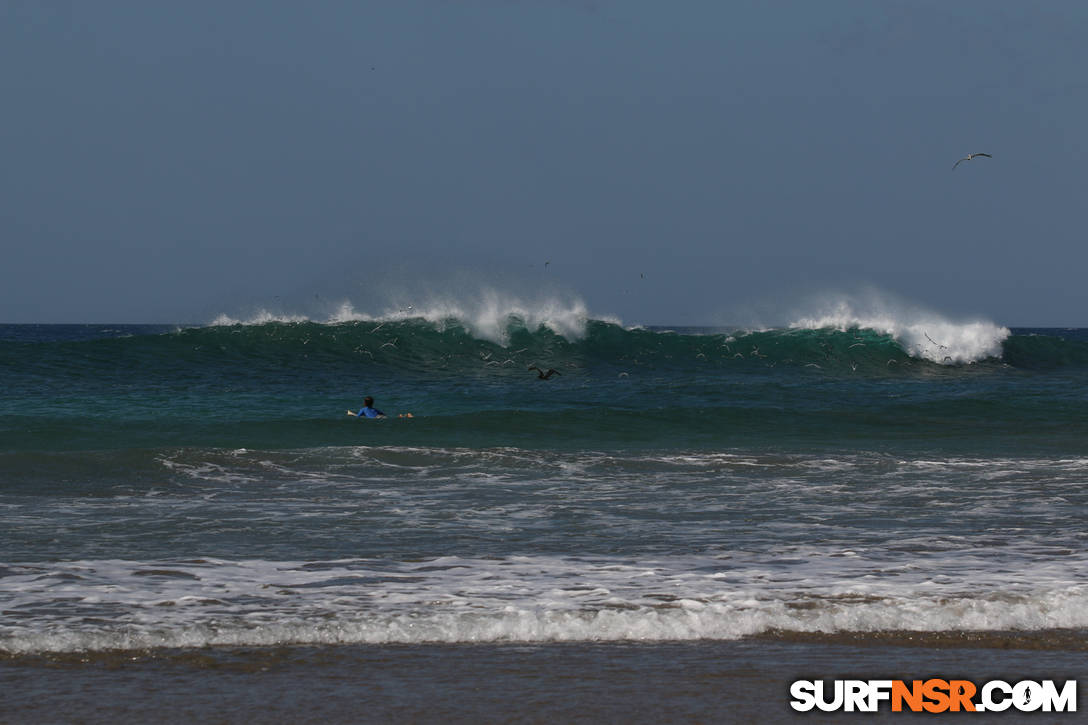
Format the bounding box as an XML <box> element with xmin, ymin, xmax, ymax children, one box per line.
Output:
<box><xmin>347</xmin><ymin>396</ymin><xmax>385</xmax><ymax>418</ymax></box>
<box><xmin>347</xmin><ymin>397</ymin><xmax>413</xmax><ymax>419</ymax></box>
<box><xmin>528</xmin><ymin>365</ymin><xmax>561</xmax><ymax>380</ymax></box>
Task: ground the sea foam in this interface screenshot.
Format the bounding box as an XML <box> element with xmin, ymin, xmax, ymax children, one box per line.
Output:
<box><xmin>787</xmin><ymin>294</ymin><xmax>1009</xmax><ymax>364</ymax></box>
<box><xmin>209</xmin><ymin>290</ymin><xmax>614</xmax><ymax>346</ymax></box>
<box><xmin>3</xmin><ymin>553</ymin><xmax>1086</xmax><ymax>654</ymax></box>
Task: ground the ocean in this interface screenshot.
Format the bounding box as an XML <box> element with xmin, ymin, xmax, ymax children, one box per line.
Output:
<box><xmin>2</xmin><ymin>302</ymin><xmax>1087</xmax><ymax>722</ymax></box>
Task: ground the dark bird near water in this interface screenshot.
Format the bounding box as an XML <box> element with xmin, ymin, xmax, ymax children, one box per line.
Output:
<box><xmin>528</xmin><ymin>365</ymin><xmax>561</xmax><ymax>380</ymax></box>
<box><xmin>953</xmin><ymin>152</ymin><xmax>992</xmax><ymax>170</ymax></box>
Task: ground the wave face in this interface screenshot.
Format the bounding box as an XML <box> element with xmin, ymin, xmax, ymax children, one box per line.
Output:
<box><xmin>2</xmin><ymin>315</ymin><xmax>1087</xmax><ymax>455</ymax></box>
<box><xmin>3</xmin><ymin>313</ymin><xmax>1081</xmax><ymax>379</ymax></box>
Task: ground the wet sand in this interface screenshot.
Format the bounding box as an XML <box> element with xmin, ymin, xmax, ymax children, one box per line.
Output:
<box><xmin>3</xmin><ymin>638</ymin><xmax>1085</xmax><ymax>724</ymax></box>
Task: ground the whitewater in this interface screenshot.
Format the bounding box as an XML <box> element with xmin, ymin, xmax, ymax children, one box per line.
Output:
<box><xmin>3</xmin><ymin>291</ymin><xmax>1087</xmax><ymax>724</ymax></box>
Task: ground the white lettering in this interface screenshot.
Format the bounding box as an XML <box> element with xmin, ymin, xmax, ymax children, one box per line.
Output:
<box><xmin>867</xmin><ymin>680</ymin><xmax>893</xmax><ymax>711</ymax></box>
<box><xmin>789</xmin><ymin>680</ymin><xmax>816</xmax><ymax>712</ymax></box>
<box><xmin>815</xmin><ymin>680</ymin><xmax>844</xmax><ymax>712</ymax></box>
<box><xmin>982</xmin><ymin>680</ymin><xmax>1013</xmax><ymax>712</ymax></box>
<box><xmin>1014</xmin><ymin>680</ymin><xmax>1043</xmax><ymax>712</ymax></box>
<box><xmin>790</xmin><ymin>678</ymin><xmax>1077</xmax><ymax>713</ymax></box>
<box><xmin>844</xmin><ymin>680</ymin><xmax>868</xmax><ymax>712</ymax></box>
<box><xmin>1041</xmin><ymin>680</ymin><xmax>1077</xmax><ymax>712</ymax></box>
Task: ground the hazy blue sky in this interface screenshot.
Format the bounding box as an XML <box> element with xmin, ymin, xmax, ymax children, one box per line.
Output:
<box><xmin>3</xmin><ymin>1</ymin><xmax>1086</xmax><ymax>326</ymax></box>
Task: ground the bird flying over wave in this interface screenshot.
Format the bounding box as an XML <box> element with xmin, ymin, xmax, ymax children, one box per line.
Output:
<box><xmin>953</xmin><ymin>152</ymin><xmax>992</xmax><ymax>170</ymax></box>
<box><xmin>528</xmin><ymin>365</ymin><xmax>561</xmax><ymax>380</ymax></box>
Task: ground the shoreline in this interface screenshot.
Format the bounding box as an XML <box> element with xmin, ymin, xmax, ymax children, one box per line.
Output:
<box><xmin>3</xmin><ymin>639</ymin><xmax>1084</xmax><ymax>723</ymax></box>
<box><xmin>6</xmin><ymin>626</ymin><xmax>1088</xmax><ymax>665</ymax></box>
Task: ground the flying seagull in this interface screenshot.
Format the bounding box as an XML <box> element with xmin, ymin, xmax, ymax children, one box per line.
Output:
<box><xmin>528</xmin><ymin>365</ymin><xmax>561</xmax><ymax>380</ymax></box>
<box><xmin>953</xmin><ymin>152</ymin><xmax>992</xmax><ymax>170</ymax></box>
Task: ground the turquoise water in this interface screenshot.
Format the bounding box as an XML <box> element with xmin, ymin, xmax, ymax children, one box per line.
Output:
<box><xmin>2</xmin><ymin>316</ymin><xmax>1087</xmax><ymax>661</ymax></box>
<box><xmin>4</xmin><ymin>320</ymin><xmax>1087</xmax><ymax>455</ymax></box>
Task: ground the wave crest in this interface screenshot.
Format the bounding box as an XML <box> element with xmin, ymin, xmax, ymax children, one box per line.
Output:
<box><xmin>788</xmin><ymin>297</ymin><xmax>1009</xmax><ymax>364</ymax></box>
<box><xmin>210</xmin><ymin>291</ymin><xmax>614</xmax><ymax>345</ymax></box>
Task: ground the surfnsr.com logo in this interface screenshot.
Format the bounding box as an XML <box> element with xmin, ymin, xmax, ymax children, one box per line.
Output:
<box><xmin>790</xmin><ymin>679</ymin><xmax>1077</xmax><ymax>713</ymax></box>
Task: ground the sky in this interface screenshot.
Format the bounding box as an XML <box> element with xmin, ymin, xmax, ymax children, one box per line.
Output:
<box><xmin>2</xmin><ymin>0</ymin><xmax>1086</xmax><ymax>326</ymax></box>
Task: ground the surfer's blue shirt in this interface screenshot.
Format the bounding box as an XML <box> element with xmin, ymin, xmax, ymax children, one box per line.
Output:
<box><xmin>357</xmin><ymin>406</ymin><xmax>385</xmax><ymax>418</ymax></box>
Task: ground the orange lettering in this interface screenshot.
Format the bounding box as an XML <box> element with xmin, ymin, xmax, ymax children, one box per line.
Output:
<box><xmin>948</xmin><ymin>680</ymin><xmax>977</xmax><ymax>712</ymax></box>
<box><xmin>892</xmin><ymin>680</ymin><xmax>924</xmax><ymax>712</ymax></box>
<box><xmin>922</xmin><ymin>679</ymin><xmax>951</xmax><ymax>713</ymax></box>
